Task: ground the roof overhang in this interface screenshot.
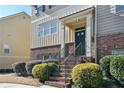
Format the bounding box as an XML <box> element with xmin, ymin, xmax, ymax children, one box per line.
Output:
<box><xmin>59</xmin><ymin>7</ymin><xmax>94</xmax><ymax>22</ymax></box>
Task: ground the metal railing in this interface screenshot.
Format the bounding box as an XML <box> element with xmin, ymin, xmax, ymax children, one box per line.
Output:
<box><xmin>63</xmin><ymin>43</ymin><xmax>82</xmax><ymax>85</ymax></box>
<box><xmin>62</xmin><ymin>42</ymin><xmax>92</xmax><ymax>86</ymax></box>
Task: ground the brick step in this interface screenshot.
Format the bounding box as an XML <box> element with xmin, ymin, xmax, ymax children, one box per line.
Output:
<box><xmin>53</xmin><ymin>72</ymin><xmax>71</xmax><ymax>77</ymax></box>
<box><xmin>60</xmin><ymin>62</ymin><xmax>77</xmax><ymax>65</ymax></box>
<box><xmin>45</xmin><ymin>81</ymin><xmax>66</xmax><ymax>88</ymax></box>
<box><xmin>59</xmin><ymin>68</ymin><xmax>72</xmax><ymax>73</ymax></box>
<box><xmin>60</xmin><ymin>64</ymin><xmax>75</xmax><ymax>68</ymax></box>
<box><xmin>49</xmin><ymin>76</ymin><xmax>71</xmax><ymax>82</ymax></box>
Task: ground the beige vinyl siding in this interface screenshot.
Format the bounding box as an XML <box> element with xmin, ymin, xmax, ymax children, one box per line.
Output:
<box><xmin>31</xmin><ymin>21</ymin><xmax>75</xmax><ymax>48</ymax></box>
<box><xmin>65</xmin><ymin>26</ymin><xmax>74</xmax><ymax>43</ymax></box>
<box><xmin>31</xmin><ymin>5</ymin><xmax>94</xmax><ymax>48</ymax></box>
<box><xmin>97</xmin><ymin>5</ymin><xmax>124</xmax><ymax>37</ymax></box>
<box><xmin>31</xmin><ymin>20</ymin><xmax>60</xmax><ymax>48</ymax></box>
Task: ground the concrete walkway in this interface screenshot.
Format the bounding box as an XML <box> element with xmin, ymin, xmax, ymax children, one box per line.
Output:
<box><xmin>0</xmin><ymin>73</ymin><xmax>42</xmax><ymax>87</ymax></box>
<box><xmin>0</xmin><ymin>83</ymin><xmax>35</xmax><ymax>88</ymax></box>
<box><xmin>0</xmin><ymin>73</ymin><xmax>57</xmax><ymax>88</ymax></box>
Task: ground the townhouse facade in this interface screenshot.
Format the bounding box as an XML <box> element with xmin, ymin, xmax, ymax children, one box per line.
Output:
<box><xmin>31</xmin><ymin>5</ymin><xmax>124</xmax><ymax>63</ymax></box>
<box><xmin>0</xmin><ymin>12</ymin><xmax>31</xmax><ymax>69</ymax></box>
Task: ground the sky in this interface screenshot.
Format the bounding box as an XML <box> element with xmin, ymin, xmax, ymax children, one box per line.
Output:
<box><xmin>0</xmin><ymin>5</ymin><xmax>32</xmax><ymax>18</ymax></box>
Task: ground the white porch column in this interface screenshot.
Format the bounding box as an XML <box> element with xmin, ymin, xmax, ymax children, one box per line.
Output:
<box><xmin>60</xmin><ymin>22</ymin><xmax>65</xmax><ymax>58</ymax></box>
<box><xmin>86</xmin><ymin>13</ymin><xmax>93</xmax><ymax>57</ymax></box>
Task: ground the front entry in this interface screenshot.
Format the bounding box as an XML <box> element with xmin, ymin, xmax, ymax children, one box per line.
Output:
<box><xmin>75</xmin><ymin>27</ymin><xmax>85</xmax><ymax>56</ymax></box>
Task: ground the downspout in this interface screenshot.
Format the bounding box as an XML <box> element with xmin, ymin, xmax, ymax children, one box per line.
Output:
<box><xmin>94</xmin><ymin>5</ymin><xmax>98</xmax><ymax>63</ymax></box>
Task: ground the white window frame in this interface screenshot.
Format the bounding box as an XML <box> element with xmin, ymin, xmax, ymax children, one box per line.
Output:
<box><xmin>37</xmin><ymin>20</ymin><xmax>57</xmax><ymax>37</ymax></box>
<box><xmin>50</xmin><ymin>21</ymin><xmax>57</xmax><ymax>34</ymax></box>
<box><xmin>3</xmin><ymin>44</ymin><xmax>11</xmax><ymax>55</ymax></box>
<box><xmin>115</xmin><ymin>5</ymin><xmax>124</xmax><ymax>13</ymax></box>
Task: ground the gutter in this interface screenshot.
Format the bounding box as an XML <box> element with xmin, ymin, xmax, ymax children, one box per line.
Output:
<box><xmin>94</xmin><ymin>5</ymin><xmax>98</xmax><ymax>63</ymax></box>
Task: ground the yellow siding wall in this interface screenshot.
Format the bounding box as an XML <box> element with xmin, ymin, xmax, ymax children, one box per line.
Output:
<box><xmin>0</xmin><ymin>13</ymin><xmax>30</xmax><ymax>69</ymax></box>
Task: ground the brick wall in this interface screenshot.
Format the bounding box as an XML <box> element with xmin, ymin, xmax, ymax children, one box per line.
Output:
<box><xmin>97</xmin><ymin>33</ymin><xmax>124</xmax><ymax>61</ymax></box>
<box><xmin>30</xmin><ymin>42</ymin><xmax>75</xmax><ymax>60</ymax></box>
<box><xmin>31</xmin><ymin>45</ymin><xmax>61</xmax><ymax>59</ymax></box>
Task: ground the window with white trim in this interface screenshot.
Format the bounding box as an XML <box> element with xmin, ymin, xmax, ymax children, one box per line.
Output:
<box><xmin>116</xmin><ymin>5</ymin><xmax>124</xmax><ymax>13</ymax></box>
<box><xmin>37</xmin><ymin>24</ymin><xmax>44</xmax><ymax>37</ymax></box>
<box><xmin>44</xmin><ymin>24</ymin><xmax>50</xmax><ymax>35</ymax></box>
<box><xmin>37</xmin><ymin>5</ymin><xmax>45</xmax><ymax>12</ymax></box>
<box><xmin>3</xmin><ymin>44</ymin><xmax>11</xmax><ymax>55</ymax></box>
<box><xmin>51</xmin><ymin>21</ymin><xmax>57</xmax><ymax>33</ymax></box>
<box><xmin>37</xmin><ymin>20</ymin><xmax>57</xmax><ymax>37</ymax></box>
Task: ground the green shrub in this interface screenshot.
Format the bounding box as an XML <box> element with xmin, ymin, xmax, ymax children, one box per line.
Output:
<box><xmin>25</xmin><ymin>60</ymin><xmax>42</xmax><ymax>75</ymax></box>
<box><xmin>12</xmin><ymin>62</ymin><xmax>27</xmax><ymax>76</ymax></box>
<box><xmin>32</xmin><ymin>63</ymin><xmax>58</xmax><ymax>82</ymax></box>
<box><xmin>32</xmin><ymin>64</ymin><xmax>49</xmax><ymax>82</ymax></box>
<box><xmin>43</xmin><ymin>59</ymin><xmax>59</xmax><ymax>64</ymax></box>
<box><xmin>110</xmin><ymin>55</ymin><xmax>124</xmax><ymax>84</ymax></box>
<box><xmin>71</xmin><ymin>63</ymin><xmax>103</xmax><ymax>88</ymax></box>
<box><xmin>99</xmin><ymin>55</ymin><xmax>114</xmax><ymax>77</ymax></box>
<box><xmin>47</xmin><ymin>63</ymin><xmax>58</xmax><ymax>75</ymax></box>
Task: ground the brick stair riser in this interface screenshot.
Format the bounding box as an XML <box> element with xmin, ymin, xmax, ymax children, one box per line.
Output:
<box><xmin>53</xmin><ymin>73</ymin><xmax>71</xmax><ymax>77</ymax></box>
<box><xmin>49</xmin><ymin>77</ymin><xmax>71</xmax><ymax>82</ymax></box>
<box><xmin>60</xmin><ymin>69</ymin><xmax>72</xmax><ymax>73</ymax></box>
<box><xmin>45</xmin><ymin>81</ymin><xmax>65</xmax><ymax>88</ymax></box>
<box><xmin>60</xmin><ymin>62</ymin><xmax>76</xmax><ymax>65</ymax></box>
<box><xmin>60</xmin><ymin>65</ymin><xmax>75</xmax><ymax>69</ymax></box>
<box><xmin>60</xmin><ymin>66</ymin><xmax>74</xmax><ymax>70</ymax></box>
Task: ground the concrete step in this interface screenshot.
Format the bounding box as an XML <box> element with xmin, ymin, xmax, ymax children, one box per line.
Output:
<box><xmin>49</xmin><ymin>76</ymin><xmax>71</xmax><ymax>82</ymax></box>
<box><xmin>45</xmin><ymin>81</ymin><xmax>66</xmax><ymax>88</ymax></box>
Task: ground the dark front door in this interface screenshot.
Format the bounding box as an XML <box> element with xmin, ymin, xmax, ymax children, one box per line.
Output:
<box><xmin>75</xmin><ymin>28</ymin><xmax>85</xmax><ymax>56</ymax></box>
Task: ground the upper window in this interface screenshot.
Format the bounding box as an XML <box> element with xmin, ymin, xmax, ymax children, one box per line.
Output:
<box><xmin>37</xmin><ymin>20</ymin><xmax>57</xmax><ymax>37</ymax></box>
<box><xmin>44</xmin><ymin>25</ymin><xmax>50</xmax><ymax>35</ymax></box>
<box><xmin>50</xmin><ymin>21</ymin><xmax>57</xmax><ymax>33</ymax></box>
<box><xmin>37</xmin><ymin>24</ymin><xmax>44</xmax><ymax>37</ymax></box>
<box><xmin>116</xmin><ymin>5</ymin><xmax>124</xmax><ymax>13</ymax></box>
<box><xmin>48</xmin><ymin>5</ymin><xmax>55</xmax><ymax>9</ymax></box>
<box><xmin>37</xmin><ymin>5</ymin><xmax>45</xmax><ymax>12</ymax></box>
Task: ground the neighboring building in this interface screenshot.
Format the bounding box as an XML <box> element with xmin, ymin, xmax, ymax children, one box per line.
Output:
<box><xmin>0</xmin><ymin>12</ymin><xmax>31</xmax><ymax>69</ymax></box>
<box><xmin>31</xmin><ymin>5</ymin><xmax>124</xmax><ymax>87</ymax></box>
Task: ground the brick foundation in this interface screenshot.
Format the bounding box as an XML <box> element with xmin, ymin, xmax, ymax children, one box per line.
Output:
<box><xmin>31</xmin><ymin>42</ymin><xmax>75</xmax><ymax>60</ymax></box>
<box><xmin>31</xmin><ymin>45</ymin><xmax>61</xmax><ymax>59</ymax></box>
<box><xmin>97</xmin><ymin>33</ymin><xmax>124</xmax><ymax>60</ymax></box>
<box><xmin>65</xmin><ymin>42</ymin><xmax>74</xmax><ymax>56</ymax></box>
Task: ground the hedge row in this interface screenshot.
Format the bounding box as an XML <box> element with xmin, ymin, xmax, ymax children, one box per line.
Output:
<box><xmin>12</xmin><ymin>60</ymin><xmax>58</xmax><ymax>78</ymax></box>
<box><xmin>32</xmin><ymin>63</ymin><xmax>58</xmax><ymax>82</ymax></box>
<box><xmin>100</xmin><ymin>55</ymin><xmax>124</xmax><ymax>85</ymax></box>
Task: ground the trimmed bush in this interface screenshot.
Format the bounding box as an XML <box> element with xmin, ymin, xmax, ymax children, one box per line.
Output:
<box><xmin>47</xmin><ymin>63</ymin><xmax>58</xmax><ymax>75</ymax></box>
<box><xmin>25</xmin><ymin>60</ymin><xmax>42</xmax><ymax>75</ymax></box>
<box><xmin>110</xmin><ymin>55</ymin><xmax>124</xmax><ymax>84</ymax></box>
<box><xmin>32</xmin><ymin>63</ymin><xmax>49</xmax><ymax>82</ymax></box>
<box><xmin>32</xmin><ymin>63</ymin><xmax>58</xmax><ymax>82</ymax></box>
<box><xmin>42</xmin><ymin>59</ymin><xmax>59</xmax><ymax>64</ymax></box>
<box><xmin>12</xmin><ymin>62</ymin><xmax>27</xmax><ymax>76</ymax></box>
<box><xmin>99</xmin><ymin>55</ymin><xmax>114</xmax><ymax>77</ymax></box>
<box><xmin>71</xmin><ymin>63</ymin><xmax>103</xmax><ymax>88</ymax></box>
